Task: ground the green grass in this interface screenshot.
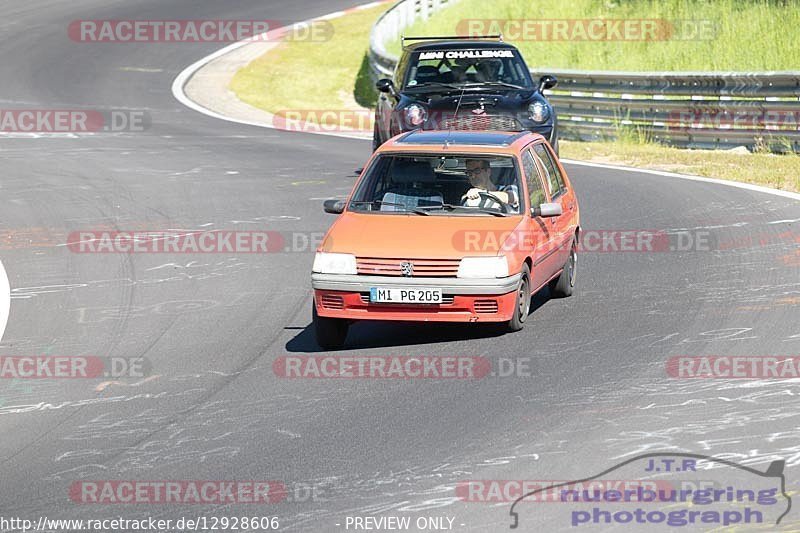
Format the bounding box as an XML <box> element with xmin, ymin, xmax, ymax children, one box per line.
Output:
<box><xmin>560</xmin><ymin>139</ymin><xmax>800</xmax><ymax>192</ymax></box>
<box><xmin>230</xmin><ymin>4</ymin><xmax>387</xmax><ymax>116</ymax></box>
<box><xmin>392</xmin><ymin>0</ymin><xmax>800</xmax><ymax>71</ymax></box>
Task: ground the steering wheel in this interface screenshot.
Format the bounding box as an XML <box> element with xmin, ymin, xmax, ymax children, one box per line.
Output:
<box><xmin>462</xmin><ymin>191</ymin><xmax>510</xmax><ymax>214</ymax></box>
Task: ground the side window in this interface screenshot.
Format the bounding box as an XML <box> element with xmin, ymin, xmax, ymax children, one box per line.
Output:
<box><xmin>395</xmin><ymin>54</ymin><xmax>410</xmax><ymax>87</ymax></box>
<box><xmin>545</xmin><ymin>144</ymin><xmax>567</xmax><ymax>193</ymax></box>
<box><xmin>522</xmin><ymin>150</ymin><xmax>547</xmax><ymax>210</ymax></box>
<box><xmin>532</xmin><ymin>143</ymin><xmax>565</xmax><ymax>198</ymax></box>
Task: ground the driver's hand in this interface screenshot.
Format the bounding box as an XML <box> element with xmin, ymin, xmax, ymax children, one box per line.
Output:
<box><xmin>462</xmin><ymin>188</ymin><xmax>485</xmax><ymax>201</ymax></box>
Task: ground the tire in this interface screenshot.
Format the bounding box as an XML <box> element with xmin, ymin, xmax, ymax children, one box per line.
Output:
<box><xmin>313</xmin><ymin>303</ymin><xmax>348</xmax><ymax>350</ymax></box>
<box><xmin>507</xmin><ymin>263</ymin><xmax>532</xmax><ymax>332</ymax></box>
<box><xmin>550</xmin><ymin>238</ymin><xmax>577</xmax><ymax>298</ymax></box>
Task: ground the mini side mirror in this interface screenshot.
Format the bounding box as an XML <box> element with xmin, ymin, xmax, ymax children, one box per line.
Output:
<box><xmin>533</xmin><ymin>202</ymin><xmax>562</xmax><ymax>218</ymax></box>
<box><xmin>323</xmin><ymin>199</ymin><xmax>345</xmax><ymax>214</ymax></box>
<box><xmin>376</xmin><ymin>78</ymin><xmax>396</xmax><ymax>95</ymax></box>
<box><xmin>538</xmin><ymin>75</ymin><xmax>558</xmax><ymax>92</ymax></box>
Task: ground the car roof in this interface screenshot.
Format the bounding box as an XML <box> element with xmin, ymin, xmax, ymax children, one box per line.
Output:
<box><xmin>404</xmin><ymin>40</ymin><xmax>519</xmax><ymax>53</ymax></box>
<box><xmin>383</xmin><ymin>130</ymin><xmax>543</xmax><ymax>152</ymax></box>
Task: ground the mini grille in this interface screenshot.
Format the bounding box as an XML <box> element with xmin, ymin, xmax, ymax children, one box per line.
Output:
<box><xmin>441</xmin><ymin>114</ymin><xmax>521</xmax><ymax>132</ymax></box>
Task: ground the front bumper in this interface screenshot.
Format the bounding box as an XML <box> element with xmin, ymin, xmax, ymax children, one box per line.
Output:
<box><xmin>312</xmin><ymin>273</ymin><xmax>521</xmax><ymax>323</ymax></box>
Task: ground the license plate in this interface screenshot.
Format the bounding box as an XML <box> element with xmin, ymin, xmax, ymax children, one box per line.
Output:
<box><xmin>369</xmin><ymin>287</ymin><xmax>443</xmax><ymax>304</ymax></box>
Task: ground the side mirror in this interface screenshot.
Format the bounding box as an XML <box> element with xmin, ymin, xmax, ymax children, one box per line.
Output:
<box><xmin>538</xmin><ymin>75</ymin><xmax>557</xmax><ymax>92</ymax></box>
<box><xmin>323</xmin><ymin>199</ymin><xmax>345</xmax><ymax>214</ymax></box>
<box><xmin>533</xmin><ymin>202</ymin><xmax>562</xmax><ymax>218</ymax></box>
<box><xmin>376</xmin><ymin>78</ymin><xmax>397</xmax><ymax>97</ymax></box>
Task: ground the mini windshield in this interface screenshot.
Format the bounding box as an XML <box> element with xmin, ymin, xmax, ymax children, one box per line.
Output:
<box><xmin>404</xmin><ymin>49</ymin><xmax>532</xmax><ymax>90</ymax></box>
<box><xmin>349</xmin><ymin>154</ymin><xmax>522</xmax><ymax>216</ymax></box>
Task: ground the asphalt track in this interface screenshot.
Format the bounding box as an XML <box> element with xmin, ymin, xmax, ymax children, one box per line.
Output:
<box><xmin>0</xmin><ymin>0</ymin><xmax>799</xmax><ymax>531</ymax></box>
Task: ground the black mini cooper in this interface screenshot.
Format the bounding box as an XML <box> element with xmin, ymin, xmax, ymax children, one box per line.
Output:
<box><xmin>374</xmin><ymin>36</ymin><xmax>558</xmax><ymax>153</ymax></box>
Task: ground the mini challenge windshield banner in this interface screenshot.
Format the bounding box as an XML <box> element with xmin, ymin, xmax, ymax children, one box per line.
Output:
<box><xmin>507</xmin><ymin>453</ymin><xmax>790</xmax><ymax>530</ymax></box>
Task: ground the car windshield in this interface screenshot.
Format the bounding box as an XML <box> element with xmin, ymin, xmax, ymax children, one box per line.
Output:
<box><xmin>404</xmin><ymin>49</ymin><xmax>532</xmax><ymax>90</ymax></box>
<box><xmin>349</xmin><ymin>154</ymin><xmax>522</xmax><ymax>216</ymax></box>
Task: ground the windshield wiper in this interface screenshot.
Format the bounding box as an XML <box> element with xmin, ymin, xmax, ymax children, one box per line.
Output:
<box><xmin>350</xmin><ymin>200</ymin><xmax>436</xmax><ymax>216</ymax></box>
<box><xmin>413</xmin><ymin>203</ymin><xmax>468</xmax><ymax>213</ymax></box>
<box><xmin>350</xmin><ymin>200</ymin><xmax>407</xmax><ymax>209</ymax></box>
<box><xmin>415</xmin><ymin>204</ymin><xmax>509</xmax><ymax>216</ymax></box>
<box><xmin>404</xmin><ymin>82</ymin><xmax>461</xmax><ymax>92</ymax></box>
<box><xmin>462</xmin><ymin>81</ymin><xmax>527</xmax><ymax>90</ymax></box>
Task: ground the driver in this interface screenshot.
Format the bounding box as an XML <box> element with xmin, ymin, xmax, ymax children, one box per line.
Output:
<box><xmin>462</xmin><ymin>158</ymin><xmax>518</xmax><ymax>208</ymax></box>
<box><xmin>475</xmin><ymin>59</ymin><xmax>502</xmax><ymax>82</ymax></box>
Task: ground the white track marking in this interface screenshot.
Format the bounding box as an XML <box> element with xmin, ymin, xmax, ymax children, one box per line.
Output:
<box><xmin>560</xmin><ymin>159</ymin><xmax>800</xmax><ymax>201</ymax></box>
<box><xmin>0</xmin><ymin>259</ymin><xmax>10</xmax><ymax>340</ymax></box>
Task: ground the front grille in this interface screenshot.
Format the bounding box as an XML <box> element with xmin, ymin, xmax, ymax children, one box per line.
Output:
<box><xmin>441</xmin><ymin>114</ymin><xmax>522</xmax><ymax>132</ymax></box>
<box><xmin>360</xmin><ymin>293</ymin><xmax>455</xmax><ymax>305</ymax></box>
<box><xmin>320</xmin><ymin>294</ymin><xmax>344</xmax><ymax>310</ymax></box>
<box><xmin>356</xmin><ymin>257</ymin><xmax>460</xmax><ymax>277</ymax></box>
<box><xmin>474</xmin><ymin>299</ymin><xmax>499</xmax><ymax>314</ymax></box>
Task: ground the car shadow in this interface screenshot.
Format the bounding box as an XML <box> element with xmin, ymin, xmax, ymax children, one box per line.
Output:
<box><xmin>285</xmin><ymin>286</ymin><xmax>553</xmax><ymax>352</ymax></box>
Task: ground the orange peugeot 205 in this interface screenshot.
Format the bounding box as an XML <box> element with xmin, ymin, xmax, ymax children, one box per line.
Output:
<box><xmin>312</xmin><ymin>130</ymin><xmax>580</xmax><ymax>349</ymax></box>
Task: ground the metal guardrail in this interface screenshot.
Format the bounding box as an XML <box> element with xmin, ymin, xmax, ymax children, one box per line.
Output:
<box><xmin>369</xmin><ymin>1</ymin><xmax>800</xmax><ymax>151</ymax></box>
<box><xmin>546</xmin><ymin>70</ymin><xmax>800</xmax><ymax>151</ymax></box>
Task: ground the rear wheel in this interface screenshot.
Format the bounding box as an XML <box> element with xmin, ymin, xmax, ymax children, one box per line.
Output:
<box><xmin>313</xmin><ymin>303</ymin><xmax>348</xmax><ymax>350</ymax></box>
<box><xmin>507</xmin><ymin>264</ymin><xmax>532</xmax><ymax>332</ymax></box>
<box><xmin>550</xmin><ymin>238</ymin><xmax>577</xmax><ymax>298</ymax></box>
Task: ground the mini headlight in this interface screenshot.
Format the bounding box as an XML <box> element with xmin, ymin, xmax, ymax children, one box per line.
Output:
<box><xmin>528</xmin><ymin>101</ymin><xmax>550</xmax><ymax>123</ymax></box>
<box><xmin>404</xmin><ymin>104</ymin><xmax>427</xmax><ymax>127</ymax></box>
<box><xmin>312</xmin><ymin>252</ymin><xmax>357</xmax><ymax>275</ymax></box>
<box><xmin>457</xmin><ymin>256</ymin><xmax>510</xmax><ymax>279</ymax></box>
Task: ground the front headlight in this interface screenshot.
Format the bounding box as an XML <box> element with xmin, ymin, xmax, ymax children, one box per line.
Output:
<box><xmin>528</xmin><ymin>101</ymin><xmax>550</xmax><ymax>123</ymax></box>
<box><xmin>457</xmin><ymin>256</ymin><xmax>510</xmax><ymax>279</ymax></box>
<box><xmin>404</xmin><ymin>104</ymin><xmax>427</xmax><ymax>127</ymax></box>
<box><xmin>312</xmin><ymin>252</ymin><xmax>357</xmax><ymax>275</ymax></box>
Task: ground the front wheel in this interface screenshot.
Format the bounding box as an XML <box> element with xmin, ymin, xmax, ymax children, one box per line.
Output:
<box><xmin>507</xmin><ymin>264</ymin><xmax>532</xmax><ymax>332</ymax></box>
<box><xmin>313</xmin><ymin>303</ymin><xmax>348</xmax><ymax>350</ymax></box>
<box><xmin>550</xmin><ymin>238</ymin><xmax>577</xmax><ymax>298</ymax></box>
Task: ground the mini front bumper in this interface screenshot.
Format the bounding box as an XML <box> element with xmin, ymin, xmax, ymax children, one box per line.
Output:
<box><xmin>312</xmin><ymin>273</ymin><xmax>521</xmax><ymax>323</ymax></box>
